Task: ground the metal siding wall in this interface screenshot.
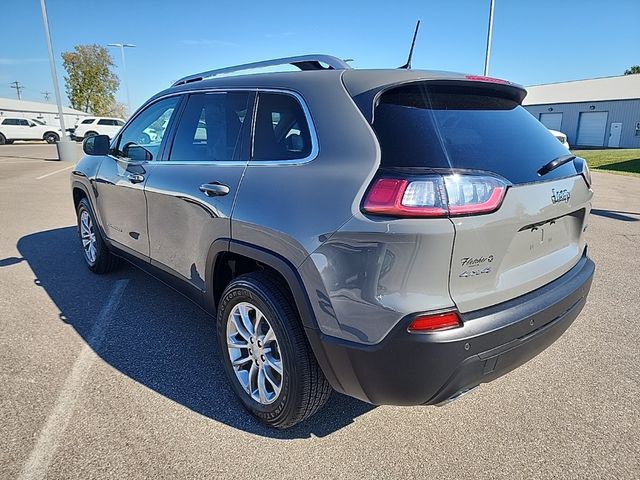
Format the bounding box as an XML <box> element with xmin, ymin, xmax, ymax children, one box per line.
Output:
<box><xmin>524</xmin><ymin>99</ymin><xmax>640</xmax><ymax>149</ymax></box>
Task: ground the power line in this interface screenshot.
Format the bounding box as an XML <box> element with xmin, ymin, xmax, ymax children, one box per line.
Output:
<box><xmin>10</xmin><ymin>81</ymin><xmax>24</xmax><ymax>100</ymax></box>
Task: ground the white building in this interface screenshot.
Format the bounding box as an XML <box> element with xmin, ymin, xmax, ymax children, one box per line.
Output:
<box><xmin>0</xmin><ymin>97</ymin><xmax>90</xmax><ymax>128</ymax></box>
<box><xmin>524</xmin><ymin>75</ymin><xmax>640</xmax><ymax>149</ymax></box>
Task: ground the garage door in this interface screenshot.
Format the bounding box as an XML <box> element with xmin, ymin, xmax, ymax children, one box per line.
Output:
<box><xmin>576</xmin><ymin>112</ymin><xmax>608</xmax><ymax>146</ymax></box>
<box><xmin>539</xmin><ymin>112</ymin><xmax>563</xmax><ymax>131</ymax></box>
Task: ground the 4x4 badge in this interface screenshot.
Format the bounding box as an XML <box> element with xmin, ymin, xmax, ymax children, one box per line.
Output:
<box><xmin>551</xmin><ymin>188</ymin><xmax>570</xmax><ymax>204</ymax></box>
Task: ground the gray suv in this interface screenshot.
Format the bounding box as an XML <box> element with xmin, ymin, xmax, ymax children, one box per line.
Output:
<box><xmin>71</xmin><ymin>55</ymin><xmax>595</xmax><ymax>428</ymax></box>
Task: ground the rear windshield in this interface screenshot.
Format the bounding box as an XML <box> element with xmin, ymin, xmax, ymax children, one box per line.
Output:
<box><xmin>372</xmin><ymin>83</ymin><xmax>577</xmax><ymax>184</ymax></box>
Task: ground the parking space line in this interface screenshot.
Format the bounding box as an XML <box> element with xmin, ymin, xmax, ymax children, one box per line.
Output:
<box><xmin>18</xmin><ymin>280</ymin><xmax>129</xmax><ymax>480</ymax></box>
<box><xmin>35</xmin><ymin>165</ymin><xmax>74</xmax><ymax>180</ymax></box>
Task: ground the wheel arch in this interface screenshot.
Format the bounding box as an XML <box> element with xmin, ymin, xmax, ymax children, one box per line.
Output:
<box><xmin>206</xmin><ymin>239</ymin><xmax>344</xmax><ymax>392</ymax></box>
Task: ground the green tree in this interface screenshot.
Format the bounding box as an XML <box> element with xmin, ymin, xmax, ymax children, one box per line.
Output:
<box><xmin>624</xmin><ymin>65</ymin><xmax>640</xmax><ymax>75</ymax></box>
<box><xmin>62</xmin><ymin>44</ymin><xmax>119</xmax><ymax>115</ymax></box>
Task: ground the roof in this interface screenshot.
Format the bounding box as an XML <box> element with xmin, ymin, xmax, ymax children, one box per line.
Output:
<box><xmin>0</xmin><ymin>97</ymin><xmax>88</xmax><ymax>115</ymax></box>
<box><xmin>523</xmin><ymin>74</ymin><xmax>640</xmax><ymax>105</ymax></box>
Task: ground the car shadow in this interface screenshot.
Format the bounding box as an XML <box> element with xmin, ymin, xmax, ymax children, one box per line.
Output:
<box><xmin>591</xmin><ymin>208</ymin><xmax>639</xmax><ymax>222</ymax></box>
<box><xmin>17</xmin><ymin>226</ymin><xmax>374</xmax><ymax>439</ymax></box>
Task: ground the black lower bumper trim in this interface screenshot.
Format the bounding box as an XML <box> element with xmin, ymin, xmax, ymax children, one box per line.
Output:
<box><xmin>306</xmin><ymin>254</ymin><xmax>595</xmax><ymax>406</ymax></box>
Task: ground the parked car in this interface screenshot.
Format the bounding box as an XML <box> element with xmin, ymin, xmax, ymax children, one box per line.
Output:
<box><xmin>549</xmin><ymin>128</ymin><xmax>570</xmax><ymax>149</ymax></box>
<box><xmin>0</xmin><ymin>117</ymin><xmax>62</xmax><ymax>144</ymax></box>
<box><xmin>72</xmin><ymin>117</ymin><xmax>125</xmax><ymax>141</ymax></box>
<box><xmin>71</xmin><ymin>55</ymin><xmax>595</xmax><ymax>428</ymax></box>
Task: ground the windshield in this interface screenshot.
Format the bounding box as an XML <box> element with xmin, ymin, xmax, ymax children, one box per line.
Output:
<box><xmin>32</xmin><ymin>119</ymin><xmax>46</xmax><ymax>125</ymax></box>
<box><xmin>372</xmin><ymin>83</ymin><xmax>577</xmax><ymax>184</ymax></box>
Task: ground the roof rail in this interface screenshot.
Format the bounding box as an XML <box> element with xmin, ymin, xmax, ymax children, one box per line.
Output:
<box><xmin>172</xmin><ymin>54</ymin><xmax>352</xmax><ymax>86</ymax></box>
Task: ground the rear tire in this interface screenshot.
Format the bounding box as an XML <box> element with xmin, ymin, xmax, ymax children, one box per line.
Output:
<box><xmin>217</xmin><ymin>271</ymin><xmax>332</xmax><ymax>429</ymax></box>
<box><xmin>85</xmin><ymin>131</ymin><xmax>98</xmax><ymax>138</ymax></box>
<box><xmin>44</xmin><ymin>132</ymin><xmax>59</xmax><ymax>144</ymax></box>
<box><xmin>76</xmin><ymin>198</ymin><xmax>119</xmax><ymax>274</ymax></box>
<box><xmin>0</xmin><ymin>133</ymin><xmax>6</xmax><ymax>145</ymax></box>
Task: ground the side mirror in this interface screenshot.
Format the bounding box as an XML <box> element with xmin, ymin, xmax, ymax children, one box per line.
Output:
<box><xmin>122</xmin><ymin>142</ymin><xmax>153</xmax><ymax>161</ymax></box>
<box><xmin>83</xmin><ymin>134</ymin><xmax>110</xmax><ymax>156</ymax></box>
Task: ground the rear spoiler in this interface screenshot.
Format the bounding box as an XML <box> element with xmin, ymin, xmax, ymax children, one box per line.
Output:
<box><xmin>350</xmin><ymin>78</ymin><xmax>527</xmax><ymax>124</ymax></box>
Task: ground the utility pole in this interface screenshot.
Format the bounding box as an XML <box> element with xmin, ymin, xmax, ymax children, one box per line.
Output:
<box><xmin>10</xmin><ymin>81</ymin><xmax>24</xmax><ymax>100</ymax></box>
<box><xmin>42</xmin><ymin>90</ymin><xmax>52</xmax><ymax>101</ymax></box>
<box><xmin>483</xmin><ymin>0</ymin><xmax>496</xmax><ymax>76</ymax></box>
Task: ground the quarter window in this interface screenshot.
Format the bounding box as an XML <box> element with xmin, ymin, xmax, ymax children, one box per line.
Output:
<box><xmin>169</xmin><ymin>91</ymin><xmax>251</xmax><ymax>162</ymax></box>
<box><xmin>81</xmin><ymin>119</ymin><xmax>94</xmax><ymax>124</ymax></box>
<box><xmin>252</xmin><ymin>92</ymin><xmax>312</xmax><ymax>160</ymax></box>
<box><xmin>115</xmin><ymin>96</ymin><xmax>179</xmax><ymax>161</ymax></box>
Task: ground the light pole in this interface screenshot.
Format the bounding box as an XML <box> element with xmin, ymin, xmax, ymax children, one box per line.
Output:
<box><xmin>483</xmin><ymin>0</ymin><xmax>496</xmax><ymax>76</ymax></box>
<box><xmin>107</xmin><ymin>43</ymin><xmax>136</xmax><ymax>116</ymax></box>
<box><xmin>40</xmin><ymin>0</ymin><xmax>75</xmax><ymax>161</ymax></box>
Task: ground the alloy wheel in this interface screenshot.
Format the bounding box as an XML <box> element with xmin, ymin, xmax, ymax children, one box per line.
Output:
<box><xmin>80</xmin><ymin>210</ymin><xmax>97</xmax><ymax>264</ymax></box>
<box><xmin>226</xmin><ymin>302</ymin><xmax>284</xmax><ymax>405</ymax></box>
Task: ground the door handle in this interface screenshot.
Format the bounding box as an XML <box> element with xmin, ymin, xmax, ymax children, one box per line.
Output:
<box><xmin>126</xmin><ymin>173</ymin><xmax>145</xmax><ymax>184</ymax></box>
<box><xmin>199</xmin><ymin>183</ymin><xmax>230</xmax><ymax>197</ymax></box>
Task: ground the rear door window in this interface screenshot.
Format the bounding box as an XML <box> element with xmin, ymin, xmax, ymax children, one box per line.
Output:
<box><xmin>372</xmin><ymin>83</ymin><xmax>577</xmax><ymax>184</ymax></box>
<box><xmin>169</xmin><ymin>91</ymin><xmax>252</xmax><ymax>162</ymax></box>
<box><xmin>252</xmin><ymin>92</ymin><xmax>312</xmax><ymax>161</ymax></box>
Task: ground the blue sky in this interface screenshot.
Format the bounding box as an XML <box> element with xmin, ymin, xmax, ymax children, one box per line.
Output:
<box><xmin>1</xmin><ymin>0</ymin><xmax>638</xmax><ymax>111</ymax></box>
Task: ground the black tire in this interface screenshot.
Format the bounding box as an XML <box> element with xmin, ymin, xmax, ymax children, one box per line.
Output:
<box><xmin>6</xmin><ymin>139</ymin><xmax>14</xmax><ymax>144</ymax></box>
<box><xmin>44</xmin><ymin>132</ymin><xmax>59</xmax><ymax>144</ymax></box>
<box><xmin>76</xmin><ymin>198</ymin><xmax>119</xmax><ymax>274</ymax></box>
<box><xmin>217</xmin><ymin>271</ymin><xmax>332</xmax><ymax>428</ymax></box>
<box><xmin>85</xmin><ymin>131</ymin><xmax>98</xmax><ymax>138</ymax></box>
<box><xmin>0</xmin><ymin>133</ymin><xmax>6</xmax><ymax>145</ymax></box>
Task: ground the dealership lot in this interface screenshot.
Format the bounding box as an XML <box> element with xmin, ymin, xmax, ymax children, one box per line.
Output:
<box><xmin>1</xmin><ymin>144</ymin><xmax>639</xmax><ymax>479</ymax></box>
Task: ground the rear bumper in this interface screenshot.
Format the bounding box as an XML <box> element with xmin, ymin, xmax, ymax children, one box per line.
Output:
<box><xmin>306</xmin><ymin>253</ymin><xmax>594</xmax><ymax>405</ymax></box>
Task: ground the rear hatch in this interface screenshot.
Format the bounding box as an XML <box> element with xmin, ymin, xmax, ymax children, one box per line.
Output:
<box><xmin>367</xmin><ymin>79</ymin><xmax>592</xmax><ymax>313</ymax></box>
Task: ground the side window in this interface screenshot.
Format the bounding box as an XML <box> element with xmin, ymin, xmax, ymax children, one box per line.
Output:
<box><xmin>18</xmin><ymin>119</ymin><xmax>30</xmax><ymax>126</ymax></box>
<box><xmin>252</xmin><ymin>92</ymin><xmax>312</xmax><ymax>160</ymax></box>
<box><xmin>169</xmin><ymin>91</ymin><xmax>251</xmax><ymax>162</ymax></box>
<box><xmin>115</xmin><ymin>120</ymin><xmax>125</xmax><ymax>126</ymax></box>
<box><xmin>1</xmin><ymin>119</ymin><xmax>14</xmax><ymax>125</ymax></box>
<box><xmin>97</xmin><ymin>119</ymin><xmax>112</xmax><ymax>126</ymax></box>
<box><xmin>81</xmin><ymin>119</ymin><xmax>94</xmax><ymax>124</ymax></box>
<box><xmin>115</xmin><ymin>96</ymin><xmax>179</xmax><ymax>161</ymax></box>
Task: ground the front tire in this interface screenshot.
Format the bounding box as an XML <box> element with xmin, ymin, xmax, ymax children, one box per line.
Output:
<box><xmin>85</xmin><ymin>131</ymin><xmax>98</xmax><ymax>138</ymax></box>
<box><xmin>217</xmin><ymin>272</ymin><xmax>332</xmax><ymax>428</ymax></box>
<box><xmin>44</xmin><ymin>132</ymin><xmax>59</xmax><ymax>144</ymax></box>
<box><xmin>76</xmin><ymin>198</ymin><xmax>119</xmax><ymax>273</ymax></box>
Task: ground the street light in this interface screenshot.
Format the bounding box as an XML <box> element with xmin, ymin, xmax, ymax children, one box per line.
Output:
<box><xmin>107</xmin><ymin>43</ymin><xmax>136</xmax><ymax>116</ymax></box>
<box><xmin>40</xmin><ymin>0</ymin><xmax>75</xmax><ymax>161</ymax></box>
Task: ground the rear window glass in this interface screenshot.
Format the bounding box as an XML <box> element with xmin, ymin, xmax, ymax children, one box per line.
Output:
<box><xmin>252</xmin><ymin>92</ymin><xmax>312</xmax><ymax>161</ymax></box>
<box><xmin>372</xmin><ymin>83</ymin><xmax>577</xmax><ymax>184</ymax></box>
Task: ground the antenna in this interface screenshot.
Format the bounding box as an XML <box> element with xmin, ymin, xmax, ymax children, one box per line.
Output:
<box><xmin>399</xmin><ymin>20</ymin><xmax>421</xmax><ymax>69</ymax></box>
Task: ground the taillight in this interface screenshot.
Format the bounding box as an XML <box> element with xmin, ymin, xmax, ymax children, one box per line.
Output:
<box><xmin>408</xmin><ymin>311</ymin><xmax>461</xmax><ymax>332</ymax></box>
<box><xmin>363</xmin><ymin>174</ymin><xmax>507</xmax><ymax>217</ymax></box>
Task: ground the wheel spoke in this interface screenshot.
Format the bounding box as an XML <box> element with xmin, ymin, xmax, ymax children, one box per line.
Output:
<box><xmin>263</xmin><ymin>366</ymin><xmax>281</xmax><ymax>397</ymax></box>
<box><xmin>238</xmin><ymin>304</ymin><xmax>255</xmax><ymax>337</ymax></box>
<box><xmin>257</xmin><ymin>366</ymin><xmax>268</xmax><ymax>403</ymax></box>
<box><xmin>231</xmin><ymin>311</ymin><xmax>252</xmax><ymax>341</ymax></box>
<box><xmin>263</xmin><ymin>326</ymin><xmax>276</xmax><ymax>344</ymax></box>
<box><xmin>227</xmin><ymin>337</ymin><xmax>249</xmax><ymax>349</ymax></box>
<box><xmin>248</xmin><ymin>362</ymin><xmax>258</xmax><ymax>395</ymax></box>
<box><xmin>232</xmin><ymin>356</ymin><xmax>252</xmax><ymax>367</ymax></box>
<box><xmin>265</xmin><ymin>354</ymin><xmax>283</xmax><ymax>375</ymax></box>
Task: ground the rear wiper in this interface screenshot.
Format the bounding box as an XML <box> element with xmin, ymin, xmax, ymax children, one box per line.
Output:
<box><xmin>537</xmin><ymin>154</ymin><xmax>576</xmax><ymax>177</ymax></box>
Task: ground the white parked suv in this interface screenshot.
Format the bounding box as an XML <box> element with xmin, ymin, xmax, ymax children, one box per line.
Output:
<box><xmin>0</xmin><ymin>117</ymin><xmax>63</xmax><ymax>144</ymax></box>
<box><xmin>72</xmin><ymin>117</ymin><xmax>125</xmax><ymax>141</ymax></box>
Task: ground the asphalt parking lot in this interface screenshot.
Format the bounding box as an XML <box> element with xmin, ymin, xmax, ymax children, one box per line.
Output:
<box><xmin>1</xmin><ymin>144</ymin><xmax>639</xmax><ymax>479</ymax></box>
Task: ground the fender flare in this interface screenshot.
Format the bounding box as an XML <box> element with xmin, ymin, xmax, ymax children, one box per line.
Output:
<box><xmin>204</xmin><ymin>238</ymin><xmax>318</xmax><ymax>331</ymax></box>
